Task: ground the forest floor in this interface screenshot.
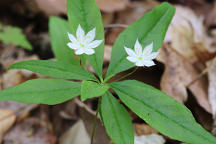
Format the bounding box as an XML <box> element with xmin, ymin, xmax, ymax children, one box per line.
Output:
<box><xmin>0</xmin><ymin>0</ymin><xmax>216</xmax><ymax>143</ymax></box>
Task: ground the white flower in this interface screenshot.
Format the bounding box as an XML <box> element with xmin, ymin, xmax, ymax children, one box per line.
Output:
<box><xmin>124</xmin><ymin>39</ymin><xmax>159</xmax><ymax>67</ymax></box>
<box><xmin>67</xmin><ymin>24</ymin><xmax>103</xmax><ymax>55</ymax></box>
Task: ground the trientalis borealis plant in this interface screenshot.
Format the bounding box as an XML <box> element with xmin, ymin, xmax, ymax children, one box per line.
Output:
<box><xmin>0</xmin><ymin>0</ymin><xmax>216</xmax><ymax>144</ymax></box>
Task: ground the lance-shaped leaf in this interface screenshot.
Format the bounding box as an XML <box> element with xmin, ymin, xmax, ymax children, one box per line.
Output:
<box><xmin>0</xmin><ymin>79</ymin><xmax>81</xmax><ymax>105</ymax></box>
<box><xmin>67</xmin><ymin>0</ymin><xmax>104</xmax><ymax>79</ymax></box>
<box><xmin>49</xmin><ymin>16</ymin><xmax>79</xmax><ymax>65</ymax></box>
<box><xmin>0</xmin><ymin>25</ymin><xmax>32</xmax><ymax>50</ymax></box>
<box><xmin>110</xmin><ymin>80</ymin><xmax>216</xmax><ymax>144</ymax></box>
<box><xmin>9</xmin><ymin>60</ymin><xmax>97</xmax><ymax>81</ymax></box>
<box><xmin>105</xmin><ymin>2</ymin><xmax>175</xmax><ymax>82</ymax></box>
<box><xmin>81</xmin><ymin>80</ymin><xmax>109</xmax><ymax>101</ymax></box>
<box><xmin>101</xmin><ymin>92</ymin><xmax>134</xmax><ymax>144</ymax></box>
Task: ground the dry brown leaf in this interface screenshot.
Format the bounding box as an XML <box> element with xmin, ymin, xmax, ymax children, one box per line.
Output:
<box><xmin>106</xmin><ymin>1</ymin><xmax>158</xmax><ymax>45</ymax></box>
<box><xmin>165</xmin><ymin>5</ymin><xmax>216</xmax><ymax>64</ymax></box>
<box><xmin>102</xmin><ymin>13</ymin><xmax>114</xmax><ymax>26</ymax></box>
<box><xmin>116</xmin><ymin>1</ymin><xmax>158</xmax><ymax>24</ymax></box>
<box><xmin>207</xmin><ymin>57</ymin><xmax>216</xmax><ymax>135</ymax></box>
<box><xmin>135</xmin><ymin>134</ymin><xmax>165</xmax><ymax>144</ymax></box>
<box><xmin>76</xmin><ymin>99</ymin><xmax>110</xmax><ymax>144</ymax></box>
<box><xmin>134</xmin><ymin>124</ymin><xmax>158</xmax><ymax>136</ymax></box>
<box><xmin>160</xmin><ymin>5</ymin><xmax>215</xmax><ymax>113</ymax></box>
<box><xmin>3</xmin><ymin>118</ymin><xmax>56</xmax><ymax>144</ymax></box>
<box><xmin>104</xmin><ymin>45</ymin><xmax>112</xmax><ymax>63</ymax></box>
<box><xmin>0</xmin><ymin>45</ymin><xmax>38</xmax><ymax>71</ymax></box>
<box><xmin>205</xmin><ymin>2</ymin><xmax>216</xmax><ymax>28</ymax></box>
<box><xmin>34</xmin><ymin>0</ymin><xmax>67</xmax><ymax>15</ymax></box>
<box><xmin>59</xmin><ymin>120</ymin><xmax>90</xmax><ymax>144</ymax></box>
<box><xmin>207</xmin><ymin>57</ymin><xmax>216</xmax><ymax>115</ymax></box>
<box><xmin>32</xmin><ymin>0</ymin><xmax>129</xmax><ymax>15</ymax></box>
<box><xmin>95</xmin><ymin>0</ymin><xmax>129</xmax><ymax>13</ymax></box>
<box><xmin>158</xmin><ymin>44</ymin><xmax>211</xmax><ymax>113</ymax></box>
<box><xmin>0</xmin><ymin>109</ymin><xmax>16</xmax><ymax>142</ymax></box>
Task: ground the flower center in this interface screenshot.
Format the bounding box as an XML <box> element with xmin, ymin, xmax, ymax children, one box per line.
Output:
<box><xmin>80</xmin><ymin>44</ymin><xmax>85</xmax><ymax>47</ymax></box>
<box><xmin>138</xmin><ymin>57</ymin><xmax>143</xmax><ymax>60</ymax></box>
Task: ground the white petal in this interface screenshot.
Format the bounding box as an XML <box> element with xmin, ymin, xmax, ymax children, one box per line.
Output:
<box><xmin>124</xmin><ymin>47</ymin><xmax>137</xmax><ymax>58</ymax></box>
<box><xmin>86</xmin><ymin>40</ymin><xmax>103</xmax><ymax>49</ymax></box>
<box><xmin>76</xmin><ymin>24</ymin><xmax>85</xmax><ymax>42</ymax></box>
<box><xmin>84</xmin><ymin>49</ymin><xmax>95</xmax><ymax>55</ymax></box>
<box><xmin>75</xmin><ymin>49</ymin><xmax>85</xmax><ymax>55</ymax></box>
<box><xmin>67</xmin><ymin>32</ymin><xmax>78</xmax><ymax>44</ymax></box>
<box><xmin>143</xmin><ymin>42</ymin><xmax>153</xmax><ymax>56</ymax></box>
<box><xmin>135</xmin><ymin>60</ymin><xmax>144</xmax><ymax>67</ymax></box>
<box><xmin>143</xmin><ymin>60</ymin><xmax>155</xmax><ymax>67</ymax></box>
<box><xmin>67</xmin><ymin>42</ymin><xmax>79</xmax><ymax>50</ymax></box>
<box><xmin>127</xmin><ymin>56</ymin><xmax>137</xmax><ymax>63</ymax></box>
<box><xmin>134</xmin><ymin>39</ymin><xmax>143</xmax><ymax>56</ymax></box>
<box><xmin>85</xmin><ymin>27</ymin><xmax>96</xmax><ymax>44</ymax></box>
<box><xmin>145</xmin><ymin>52</ymin><xmax>159</xmax><ymax>60</ymax></box>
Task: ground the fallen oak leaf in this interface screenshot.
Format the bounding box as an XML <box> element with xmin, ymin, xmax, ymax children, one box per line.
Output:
<box><xmin>95</xmin><ymin>0</ymin><xmax>129</xmax><ymax>13</ymax></box>
<box><xmin>106</xmin><ymin>1</ymin><xmax>158</xmax><ymax>45</ymax></box>
<box><xmin>134</xmin><ymin>123</ymin><xmax>158</xmax><ymax>136</ymax></box>
<box><xmin>0</xmin><ymin>109</ymin><xmax>16</xmax><ymax>142</ymax></box>
<box><xmin>135</xmin><ymin>134</ymin><xmax>165</xmax><ymax>144</ymax></box>
<box><xmin>165</xmin><ymin>5</ymin><xmax>216</xmax><ymax>64</ymax></box>
<box><xmin>59</xmin><ymin>120</ymin><xmax>90</xmax><ymax>144</ymax></box>
<box><xmin>157</xmin><ymin>44</ymin><xmax>211</xmax><ymax>113</ymax></box>
<box><xmin>3</xmin><ymin>117</ymin><xmax>56</xmax><ymax>144</ymax></box>
<box><xmin>207</xmin><ymin>57</ymin><xmax>216</xmax><ymax>135</ymax></box>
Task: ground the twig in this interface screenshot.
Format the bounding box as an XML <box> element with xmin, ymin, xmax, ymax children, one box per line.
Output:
<box><xmin>74</xmin><ymin>98</ymin><xmax>96</xmax><ymax>116</ymax></box>
<box><xmin>186</xmin><ymin>68</ymin><xmax>208</xmax><ymax>87</ymax></box>
<box><xmin>104</xmin><ymin>24</ymin><xmax>128</xmax><ymax>29</ymax></box>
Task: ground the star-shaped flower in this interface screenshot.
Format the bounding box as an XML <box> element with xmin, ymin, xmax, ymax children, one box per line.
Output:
<box><xmin>124</xmin><ymin>39</ymin><xmax>159</xmax><ymax>67</ymax></box>
<box><xmin>67</xmin><ymin>25</ymin><xmax>103</xmax><ymax>55</ymax></box>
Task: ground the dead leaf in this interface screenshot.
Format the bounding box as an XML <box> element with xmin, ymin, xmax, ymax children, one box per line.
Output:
<box><xmin>0</xmin><ymin>109</ymin><xmax>16</xmax><ymax>143</ymax></box>
<box><xmin>34</xmin><ymin>0</ymin><xmax>66</xmax><ymax>15</ymax></box>
<box><xmin>205</xmin><ymin>2</ymin><xmax>216</xmax><ymax>28</ymax></box>
<box><xmin>207</xmin><ymin>57</ymin><xmax>216</xmax><ymax>135</ymax></box>
<box><xmin>59</xmin><ymin>120</ymin><xmax>90</xmax><ymax>144</ymax></box>
<box><xmin>76</xmin><ymin>98</ymin><xmax>110</xmax><ymax>144</ymax></box>
<box><xmin>165</xmin><ymin>5</ymin><xmax>216</xmax><ymax>64</ymax></box>
<box><xmin>159</xmin><ymin>5</ymin><xmax>215</xmax><ymax>113</ymax></box>
<box><xmin>207</xmin><ymin>57</ymin><xmax>216</xmax><ymax>115</ymax></box>
<box><xmin>32</xmin><ymin>0</ymin><xmax>129</xmax><ymax>15</ymax></box>
<box><xmin>95</xmin><ymin>0</ymin><xmax>129</xmax><ymax>13</ymax></box>
<box><xmin>134</xmin><ymin>124</ymin><xmax>158</xmax><ymax>136</ymax></box>
<box><xmin>134</xmin><ymin>134</ymin><xmax>165</xmax><ymax>144</ymax></box>
<box><xmin>158</xmin><ymin>44</ymin><xmax>211</xmax><ymax>113</ymax></box>
<box><xmin>104</xmin><ymin>45</ymin><xmax>112</xmax><ymax>63</ymax></box>
<box><xmin>3</xmin><ymin>118</ymin><xmax>56</xmax><ymax>144</ymax></box>
<box><xmin>102</xmin><ymin>13</ymin><xmax>114</xmax><ymax>26</ymax></box>
<box><xmin>106</xmin><ymin>1</ymin><xmax>158</xmax><ymax>45</ymax></box>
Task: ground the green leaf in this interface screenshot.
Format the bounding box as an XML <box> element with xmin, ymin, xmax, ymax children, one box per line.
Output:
<box><xmin>101</xmin><ymin>92</ymin><xmax>134</xmax><ymax>144</ymax></box>
<box><xmin>8</xmin><ymin>60</ymin><xmax>97</xmax><ymax>81</ymax></box>
<box><xmin>67</xmin><ymin>0</ymin><xmax>105</xmax><ymax>79</ymax></box>
<box><xmin>105</xmin><ymin>2</ymin><xmax>175</xmax><ymax>82</ymax></box>
<box><xmin>49</xmin><ymin>16</ymin><xmax>79</xmax><ymax>65</ymax></box>
<box><xmin>0</xmin><ymin>79</ymin><xmax>81</xmax><ymax>105</ymax></box>
<box><xmin>0</xmin><ymin>25</ymin><xmax>32</xmax><ymax>50</ymax></box>
<box><xmin>81</xmin><ymin>80</ymin><xmax>109</xmax><ymax>101</ymax></box>
<box><xmin>110</xmin><ymin>80</ymin><xmax>216</xmax><ymax>144</ymax></box>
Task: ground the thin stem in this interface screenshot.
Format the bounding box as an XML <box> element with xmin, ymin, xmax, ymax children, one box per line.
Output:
<box><xmin>104</xmin><ymin>24</ymin><xmax>128</xmax><ymax>29</ymax></box>
<box><xmin>90</xmin><ymin>97</ymin><xmax>101</xmax><ymax>144</ymax></box>
<box><xmin>115</xmin><ymin>67</ymin><xmax>139</xmax><ymax>82</ymax></box>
